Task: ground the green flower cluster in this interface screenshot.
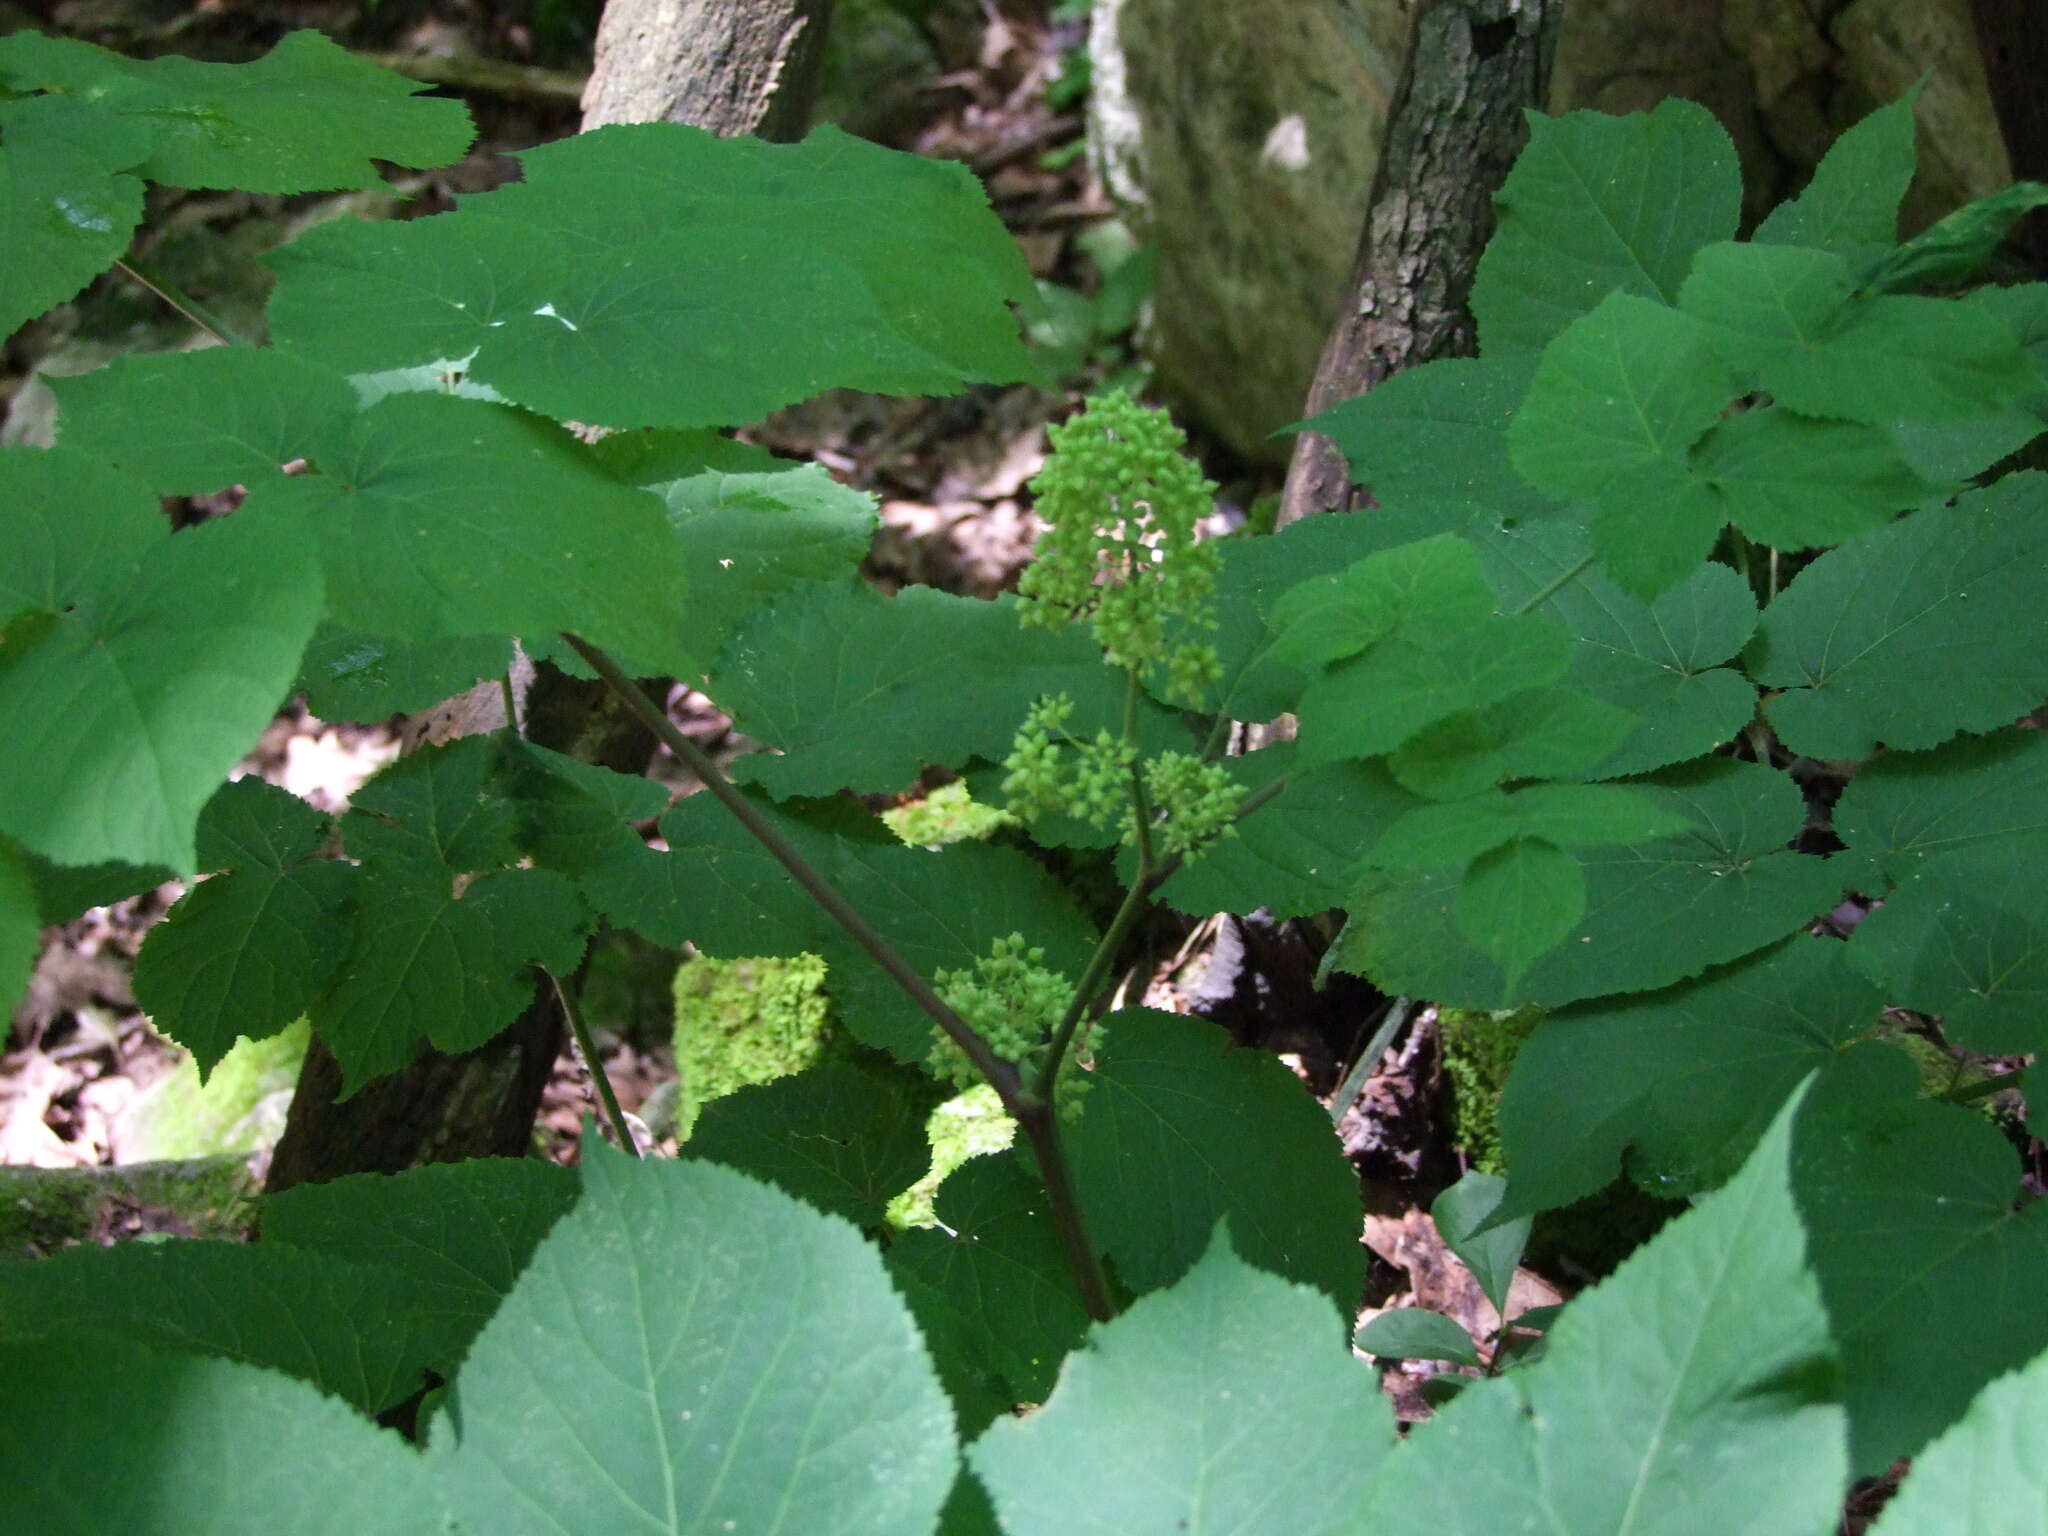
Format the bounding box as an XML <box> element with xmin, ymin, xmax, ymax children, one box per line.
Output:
<box><xmin>1018</xmin><ymin>390</ymin><xmax>1222</xmax><ymax>704</ymax></box>
<box><xmin>1002</xmin><ymin>693</ymin><xmax>1242</xmax><ymax>862</ymax></box>
<box><xmin>928</xmin><ymin>933</ymin><xmax>1096</xmax><ymax>1121</ymax></box>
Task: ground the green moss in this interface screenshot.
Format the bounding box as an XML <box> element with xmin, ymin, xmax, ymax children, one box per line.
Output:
<box><xmin>116</xmin><ymin>1019</ymin><xmax>308</xmax><ymax>1162</ymax></box>
<box><xmin>886</xmin><ymin>1085</ymin><xmax>1017</xmax><ymax>1229</ymax></box>
<box><xmin>671</xmin><ymin>953</ymin><xmax>832</xmax><ymax>1137</ymax></box>
<box><xmin>1436</xmin><ymin>1005</ymin><xmax>1544</xmax><ymax>1175</ymax></box>
<box><xmin>0</xmin><ymin>1156</ymin><xmax>258</xmax><ymax>1260</ymax></box>
<box><xmin>882</xmin><ymin>781</ymin><xmax>1015</xmax><ymax>848</ymax></box>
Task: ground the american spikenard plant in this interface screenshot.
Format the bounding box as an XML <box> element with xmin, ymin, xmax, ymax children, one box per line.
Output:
<box><xmin>6</xmin><ymin>31</ymin><xmax>2048</xmax><ymax>1532</ymax></box>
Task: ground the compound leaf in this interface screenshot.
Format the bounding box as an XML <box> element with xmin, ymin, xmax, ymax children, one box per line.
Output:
<box><xmin>1754</xmin><ymin>90</ymin><xmax>1917</xmax><ymax>259</ymax></box>
<box><xmin>427</xmin><ymin>1138</ymin><xmax>957</xmax><ymax>1536</ymax></box>
<box><xmin>270</xmin><ymin>122</ymin><xmax>1035</xmax><ymax>430</ymax></box>
<box><xmin>1472</xmin><ymin>98</ymin><xmax>1742</xmax><ymax>355</ymax></box>
<box><xmin>0</xmin><ymin>29</ymin><xmax>471</xmax><ymax>192</ymax></box>
<box><xmin>1065</xmin><ymin>1009</ymin><xmax>1363</xmax><ymax>1306</ymax></box>
<box><xmin>1497</xmin><ymin>937</ymin><xmax>1882</xmax><ymax>1217</ymax></box>
<box><xmin>133</xmin><ymin>777</ymin><xmax>354</xmax><ymax>1075</ymax></box>
<box><xmin>971</xmin><ymin>1229</ymin><xmax>1392</xmax><ymax>1536</ymax></box>
<box><xmin>1336</xmin><ymin>759</ymin><xmax>1846</xmax><ymax>1010</ymax></box>
<box><xmin>0</xmin><ymin>462</ymin><xmax>321</xmax><ymax>872</ymax></box>
<box><xmin>1745</xmin><ymin>472</ymin><xmax>2048</xmax><ymax>759</ymax></box>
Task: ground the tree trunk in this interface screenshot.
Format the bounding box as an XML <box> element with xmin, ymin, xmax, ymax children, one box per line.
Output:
<box><xmin>1276</xmin><ymin>0</ymin><xmax>1561</xmax><ymax>531</ymax></box>
<box><xmin>268</xmin><ymin>0</ymin><xmax>838</xmax><ymax>1195</ymax></box>
<box><xmin>582</xmin><ymin>0</ymin><xmax>834</xmax><ymax>139</ymax></box>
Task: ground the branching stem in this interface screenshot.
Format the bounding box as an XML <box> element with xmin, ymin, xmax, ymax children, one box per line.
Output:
<box><xmin>566</xmin><ymin>632</ymin><xmax>1116</xmax><ymax>1318</ymax></box>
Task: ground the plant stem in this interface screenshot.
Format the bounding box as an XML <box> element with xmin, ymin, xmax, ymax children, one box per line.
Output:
<box><xmin>114</xmin><ymin>257</ymin><xmax>250</xmax><ymax>348</ymax></box>
<box><xmin>1512</xmin><ymin>553</ymin><xmax>1596</xmax><ymax>616</ymax></box>
<box><xmin>561</xmin><ymin>635</ymin><xmax>1022</xmax><ymax>1099</ymax></box>
<box><xmin>1038</xmin><ymin>865</ymin><xmax>1153</xmax><ymax>1101</ymax></box>
<box><xmin>566</xmin><ymin>632</ymin><xmax>1121</xmax><ymax>1316</ymax></box>
<box><xmin>1946</xmin><ymin>1065</ymin><xmax>2027</xmax><ymax>1105</ymax></box>
<box><xmin>1326</xmin><ymin>995</ymin><xmax>1410</xmax><ymax>1126</ymax></box>
<box><xmin>548</xmin><ymin>968</ymin><xmax>639</xmax><ymax>1157</ymax></box>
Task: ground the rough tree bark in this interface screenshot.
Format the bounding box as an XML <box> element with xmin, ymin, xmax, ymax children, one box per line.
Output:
<box><xmin>582</xmin><ymin>0</ymin><xmax>834</xmax><ymax>138</ymax></box>
<box><xmin>1276</xmin><ymin>0</ymin><xmax>1562</xmax><ymax>531</ymax></box>
<box><xmin>266</xmin><ymin>3</ymin><xmax>835</xmax><ymax>1194</ymax></box>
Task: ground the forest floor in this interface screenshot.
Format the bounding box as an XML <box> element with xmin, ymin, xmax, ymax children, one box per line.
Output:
<box><xmin>1</xmin><ymin>0</ymin><xmax>1593</xmax><ymax>1437</ymax></box>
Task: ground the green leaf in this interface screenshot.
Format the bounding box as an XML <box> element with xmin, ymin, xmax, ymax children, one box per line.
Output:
<box><xmin>1867</xmin><ymin>1346</ymin><xmax>2048</xmax><ymax>1535</ymax></box>
<box><xmin>887</xmin><ymin>1152</ymin><xmax>1093</xmax><ymax>1434</ymax></box>
<box><xmin>261</xmin><ymin>1157</ymin><xmax>577</xmax><ymax>1358</ymax></box>
<box><xmin>588</xmin><ymin>792</ymin><xmax>1096</xmax><ymax>1062</ymax></box>
<box><xmin>0</xmin><ymin>29</ymin><xmax>473</xmax><ymax>191</ymax></box>
<box><xmin>1745</xmin><ymin>473</ymin><xmax>2048</xmax><ymax>758</ymax></box>
<box><xmin>311</xmin><ymin>865</ymin><xmax>589</xmax><ymax>1094</ymax></box>
<box><xmin>1861</xmin><ymin>181</ymin><xmax>2048</xmax><ymax>295</ymax></box>
<box><xmin>0</xmin><ymin>465</ymin><xmax>322</xmax><ymax>872</ymax></box>
<box><xmin>297</xmin><ymin>624</ymin><xmax>512</xmax><ymax>721</ymax></box>
<box><xmin>1370</xmin><ymin>784</ymin><xmax>1694</xmax><ymax>867</ymax></box>
<box><xmin>1792</xmin><ymin>1045</ymin><xmax>2048</xmax><ymax>1473</ymax></box>
<box><xmin>1508</xmin><ymin>293</ymin><xmax>1735</xmax><ymax>501</ymax></box>
<box><xmin>132</xmin><ymin>778</ymin><xmax>354</xmax><ymax>1074</ymax></box>
<box><xmin>1456</xmin><ymin>837</ymin><xmax>1584</xmax><ymax>989</ymax></box>
<box><xmin>1690</xmin><ymin>405</ymin><xmax>1930</xmax><ymax>548</ymax></box>
<box><xmin>1472</xmin><ymin>98</ymin><xmax>1742</xmax><ymax>355</ymax></box>
<box><xmin>0</xmin><ymin>1337</ymin><xmax>447</xmax><ymax>1536</ymax></box>
<box><xmin>22</xmin><ymin>851</ymin><xmax>173</xmax><ymax>926</ymax></box>
<box><xmin>714</xmin><ymin>581</ymin><xmax>1130</xmax><ymax>797</ymax></box>
<box><xmin>1478</xmin><ymin>521</ymin><xmax>1760</xmax><ymax>778</ymax></box>
<box><xmin>1337</xmin><ymin>759</ymin><xmax>1847</xmax><ymax>1010</ymax></box>
<box><xmin>0</xmin><ymin>839</ymin><xmax>35</xmax><ymax>1021</ymax></box>
<box><xmin>269</xmin><ymin>122</ymin><xmax>1036</xmax><ymax>430</ymax></box>
<box><xmin>1387</xmin><ymin>688</ymin><xmax>1641</xmax><ymax>800</ymax></box>
<box><xmin>1267</xmin><ymin>533</ymin><xmax>1493</xmax><ymax>670</ymax></box>
<box><xmin>1833</xmin><ymin>727</ymin><xmax>2048</xmax><ymax>887</ymax></box>
<box><xmin>1432</xmin><ymin>1170</ymin><xmax>1529</xmax><ymax>1323</ymax></box>
<box><xmin>970</xmin><ymin>1229</ymin><xmax>1393</xmax><ymax>1536</ymax></box>
<box><xmin>0</xmin><ymin>1240</ymin><xmax>457</xmax><ymax>1413</ymax></box>
<box><xmin>1354</xmin><ymin>1307</ymin><xmax>1484</xmax><ymax>1368</ymax></box>
<box><xmin>1366</xmin><ymin>1088</ymin><xmax>1845</xmax><ymax>1533</ymax></box>
<box><xmin>267</xmin><ymin>391</ymin><xmax>689</xmax><ymax>673</ymax></box>
<box><xmin>686</xmin><ymin>1054</ymin><xmax>936</xmax><ymax>1228</ymax></box>
<box><xmin>1847</xmin><ymin>843</ymin><xmax>2048</xmax><ymax>1054</ymax></box>
<box><xmin>499</xmin><ymin>739</ymin><xmax>668</xmax><ymax>877</ymax></box>
<box><xmin>591</xmin><ymin>430</ymin><xmax>878</xmax><ymax>672</ymax></box>
<box><xmin>0</xmin><ymin>95</ymin><xmax>147</xmax><ymax>341</ymax></box>
<box><xmin>1066</xmin><ymin>1009</ymin><xmax>1363</xmax><ymax>1305</ymax></box>
<box><xmin>1149</xmin><ymin>747</ymin><xmax>1420</xmax><ymax>922</ymax></box>
<box><xmin>1497</xmin><ymin>937</ymin><xmax>1882</xmax><ymax>1216</ymax></box>
<box><xmin>341</xmin><ymin>735</ymin><xmax>520</xmax><ymax>877</ymax></box>
<box><xmin>1304</xmin><ymin>354</ymin><xmax>1553</xmax><ymax>517</ymax></box>
<box><xmin>51</xmin><ymin>346</ymin><xmax>360</xmax><ymax>492</ymax></box>
<box><xmin>1754</xmin><ymin>89</ymin><xmax>1917</xmax><ymax>258</ymax></box>
<box><xmin>1296</xmin><ymin>613</ymin><xmax>1574</xmax><ymax>768</ymax></box>
<box><xmin>427</xmin><ymin>1137</ymin><xmax>958</xmax><ymax>1536</ymax></box>
<box><xmin>1184</xmin><ymin>511</ymin><xmax>1379</xmax><ymax>721</ymax></box>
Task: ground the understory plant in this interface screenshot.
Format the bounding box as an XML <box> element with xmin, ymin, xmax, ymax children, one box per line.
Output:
<box><xmin>3</xmin><ymin>30</ymin><xmax>2048</xmax><ymax>1533</ymax></box>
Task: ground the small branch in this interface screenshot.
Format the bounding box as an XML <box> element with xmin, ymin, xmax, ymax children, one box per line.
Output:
<box><xmin>548</xmin><ymin>967</ymin><xmax>639</xmax><ymax>1157</ymax></box>
<box><xmin>114</xmin><ymin>258</ymin><xmax>249</xmax><ymax>348</ymax></box>
<box><xmin>561</xmin><ymin>634</ymin><xmax>1022</xmax><ymax>1101</ymax></box>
